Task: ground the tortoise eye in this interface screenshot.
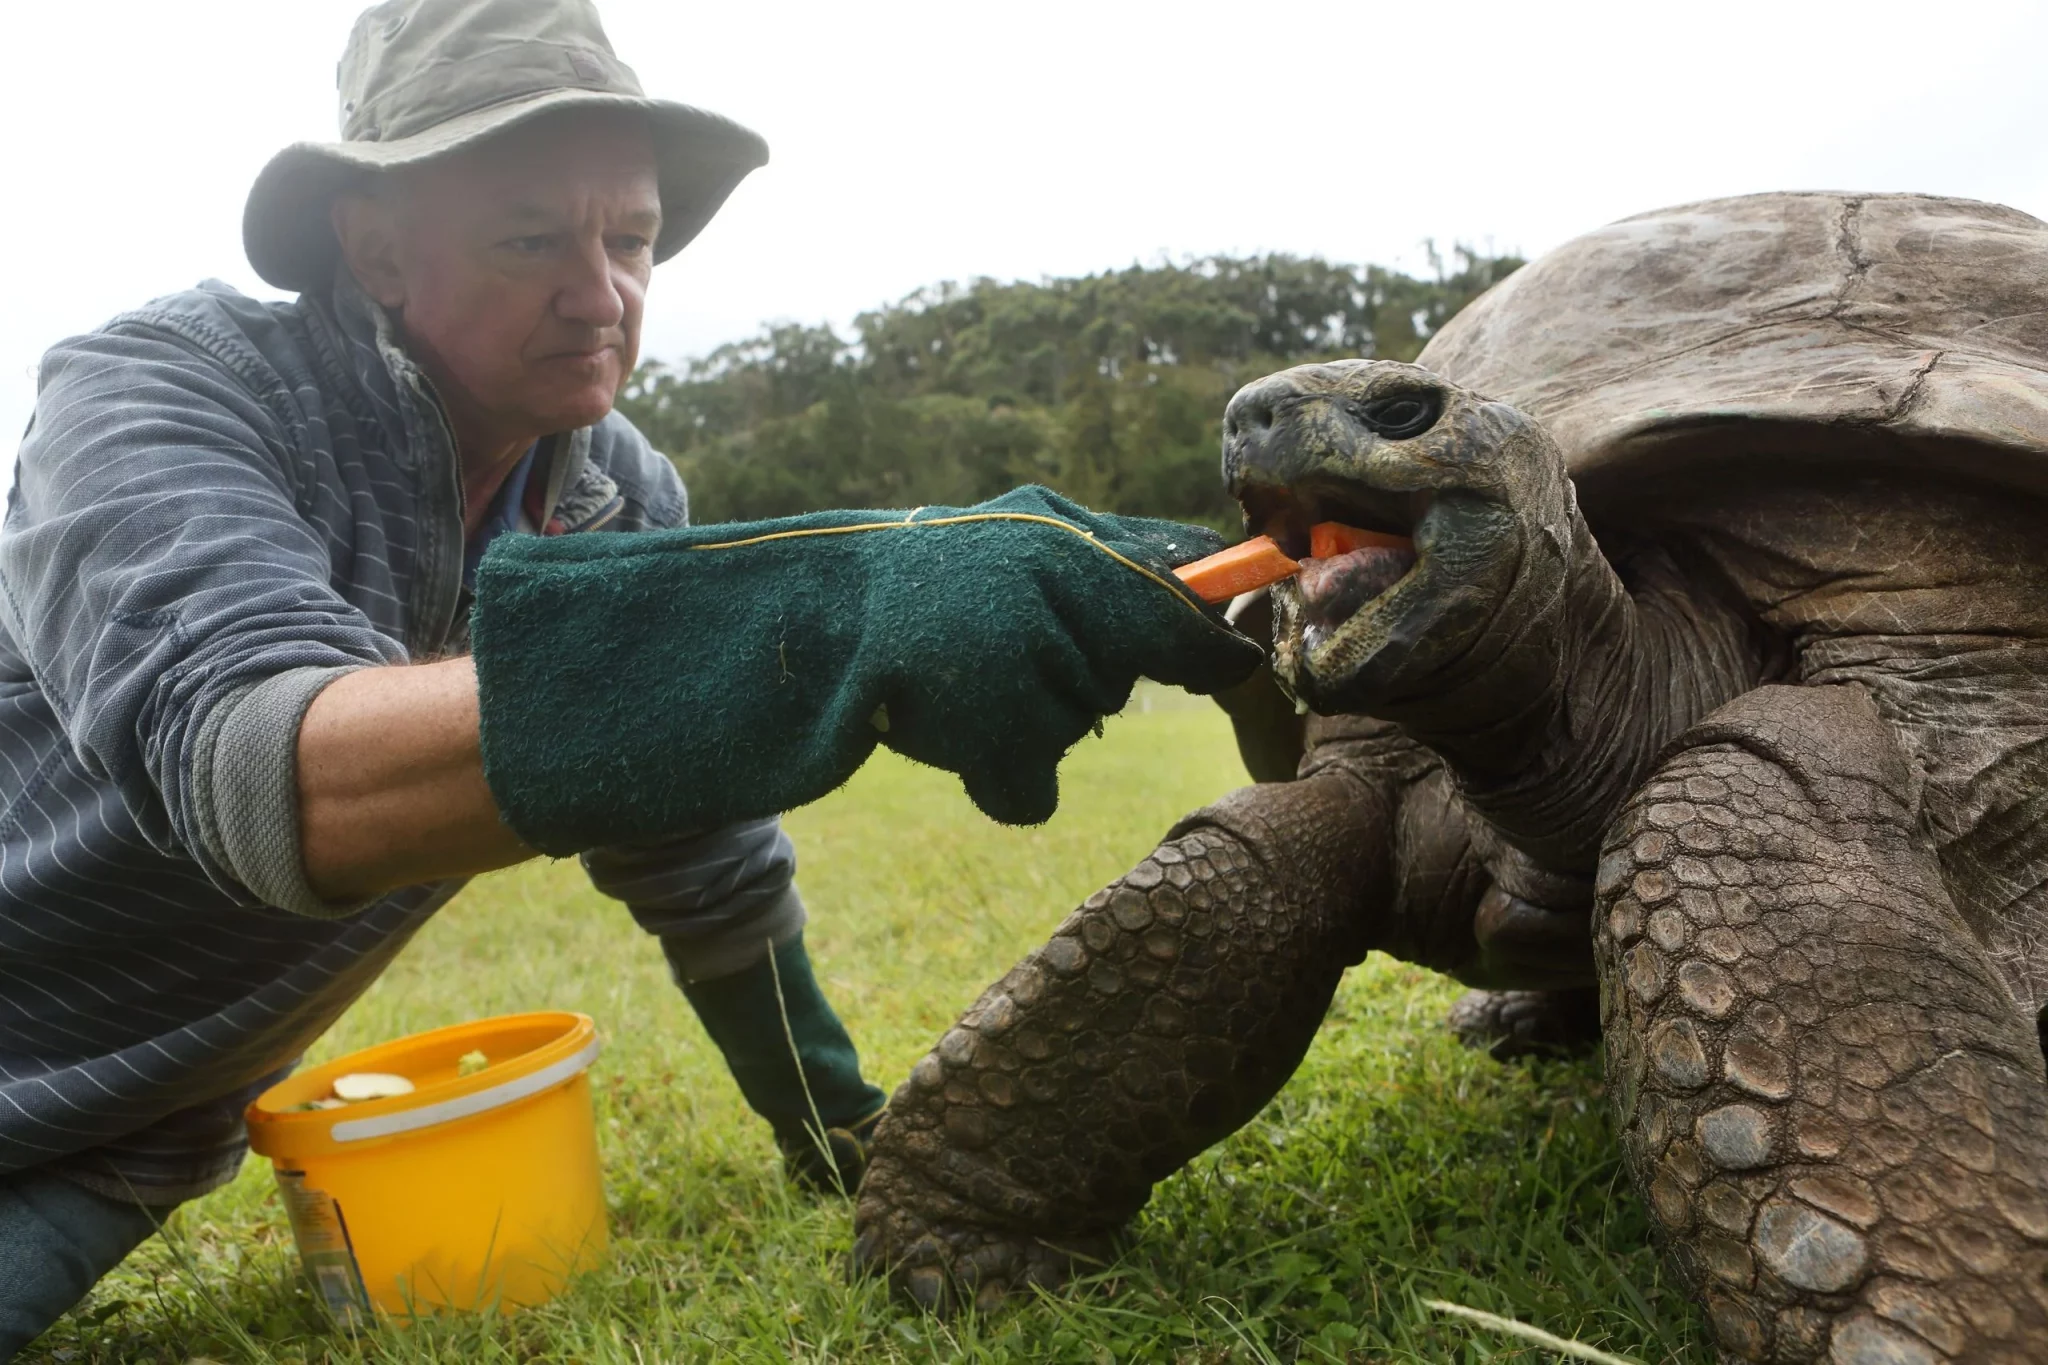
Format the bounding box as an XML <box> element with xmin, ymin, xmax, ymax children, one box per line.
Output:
<box><xmin>1357</xmin><ymin>393</ymin><xmax>1441</xmax><ymax>440</ymax></box>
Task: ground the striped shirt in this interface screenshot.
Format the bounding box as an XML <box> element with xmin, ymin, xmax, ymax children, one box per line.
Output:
<box><xmin>0</xmin><ymin>272</ymin><xmax>803</xmax><ymax>1202</ymax></box>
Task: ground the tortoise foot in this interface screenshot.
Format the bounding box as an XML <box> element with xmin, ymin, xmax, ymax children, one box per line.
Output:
<box><xmin>851</xmin><ymin>1180</ymin><xmax>1112</xmax><ymax>1315</ymax></box>
<box><xmin>1447</xmin><ymin>987</ymin><xmax>1601</xmax><ymax>1060</ymax></box>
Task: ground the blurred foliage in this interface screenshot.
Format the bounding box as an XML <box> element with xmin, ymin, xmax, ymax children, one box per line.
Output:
<box><xmin>618</xmin><ymin>247</ymin><xmax>1522</xmax><ymax>530</ymax></box>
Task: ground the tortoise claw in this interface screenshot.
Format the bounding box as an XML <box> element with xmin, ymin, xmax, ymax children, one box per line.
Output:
<box><xmin>851</xmin><ymin>1167</ymin><xmax>1113</xmax><ymax>1316</ymax></box>
<box><xmin>1447</xmin><ymin>987</ymin><xmax>1601</xmax><ymax>1061</ymax></box>
<box><xmin>902</xmin><ymin>1264</ymin><xmax>946</xmax><ymax>1312</ymax></box>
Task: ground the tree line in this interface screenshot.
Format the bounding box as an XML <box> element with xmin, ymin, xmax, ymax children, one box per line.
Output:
<box><xmin>617</xmin><ymin>247</ymin><xmax>1522</xmax><ymax>532</ymax></box>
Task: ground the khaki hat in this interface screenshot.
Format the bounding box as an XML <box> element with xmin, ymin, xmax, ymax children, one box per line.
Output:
<box><xmin>243</xmin><ymin>0</ymin><xmax>768</xmax><ymax>293</ymax></box>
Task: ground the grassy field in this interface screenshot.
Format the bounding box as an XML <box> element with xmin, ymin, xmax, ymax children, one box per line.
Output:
<box><xmin>37</xmin><ymin>690</ymin><xmax>1703</xmax><ymax>1363</ymax></box>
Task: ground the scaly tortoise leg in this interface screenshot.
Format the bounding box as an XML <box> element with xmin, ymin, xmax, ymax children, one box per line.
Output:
<box><xmin>851</xmin><ymin>765</ymin><xmax>1392</xmax><ymax>1313</ymax></box>
<box><xmin>1595</xmin><ymin>685</ymin><xmax>2048</xmax><ymax>1362</ymax></box>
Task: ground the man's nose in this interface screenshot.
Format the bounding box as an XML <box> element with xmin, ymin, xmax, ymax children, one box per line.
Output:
<box><xmin>555</xmin><ymin>241</ymin><xmax>628</xmax><ymax>330</ymax></box>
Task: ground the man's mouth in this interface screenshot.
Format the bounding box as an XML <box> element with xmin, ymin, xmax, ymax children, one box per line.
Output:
<box><xmin>1238</xmin><ymin>481</ymin><xmax>1424</xmax><ymax>653</ymax></box>
<box><xmin>539</xmin><ymin>337</ymin><xmax>621</xmax><ymax>367</ymax></box>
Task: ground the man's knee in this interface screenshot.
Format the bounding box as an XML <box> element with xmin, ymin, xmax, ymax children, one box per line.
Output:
<box><xmin>656</xmin><ymin>883</ymin><xmax>808</xmax><ymax>986</ymax></box>
<box><xmin>0</xmin><ymin>1171</ymin><xmax>167</xmax><ymax>1355</ymax></box>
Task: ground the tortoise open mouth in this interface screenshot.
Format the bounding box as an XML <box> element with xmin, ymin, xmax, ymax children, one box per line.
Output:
<box><xmin>1238</xmin><ymin>479</ymin><xmax>1426</xmax><ymax>653</ymax></box>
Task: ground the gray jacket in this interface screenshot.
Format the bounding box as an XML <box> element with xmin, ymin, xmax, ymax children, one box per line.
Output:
<box><xmin>0</xmin><ymin>273</ymin><xmax>801</xmax><ymax>1201</ymax></box>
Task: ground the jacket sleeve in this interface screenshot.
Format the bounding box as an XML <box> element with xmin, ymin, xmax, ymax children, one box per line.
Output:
<box><xmin>1</xmin><ymin>322</ymin><xmax>407</xmax><ymax>913</ymax></box>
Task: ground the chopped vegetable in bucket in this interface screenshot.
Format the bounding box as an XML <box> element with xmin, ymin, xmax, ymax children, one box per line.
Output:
<box><xmin>332</xmin><ymin>1072</ymin><xmax>415</xmax><ymax>1102</ymax></box>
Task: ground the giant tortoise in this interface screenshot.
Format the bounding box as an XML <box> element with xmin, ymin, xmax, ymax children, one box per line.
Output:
<box><xmin>852</xmin><ymin>192</ymin><xmax>2048</xmax><ymax>1362</ymax></box>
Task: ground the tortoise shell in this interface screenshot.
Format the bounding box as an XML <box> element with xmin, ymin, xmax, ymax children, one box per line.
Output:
<box><xmin>1415</xmin><ymin>192</ymin><xmax>2048</xmax><ymax>502</ymax></box>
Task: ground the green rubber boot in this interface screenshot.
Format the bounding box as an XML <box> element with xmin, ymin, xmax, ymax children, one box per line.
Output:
<box><xmin>675</xmin><ymin>933</ymin><xmax>887</xmax><ymax>1196</ymax></box>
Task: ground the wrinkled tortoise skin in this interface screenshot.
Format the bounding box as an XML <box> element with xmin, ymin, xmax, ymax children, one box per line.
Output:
<box><xmin>855</xmin><ymin>193</ymin><xmax>2048</xmax><ymax>1361</ymax></box>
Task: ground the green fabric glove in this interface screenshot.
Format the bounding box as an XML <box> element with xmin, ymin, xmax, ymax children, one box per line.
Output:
<box><xmin>471</xmin><ymin>485</ymin><xmax>1261</xmax><ymax>853</ymax></box>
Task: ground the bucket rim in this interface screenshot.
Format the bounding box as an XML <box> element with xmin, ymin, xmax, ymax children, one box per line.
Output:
<box><xmin>246</xmin><ymin>1010</ymin><xmax>600</xmax><ymax>1158</ymax></box>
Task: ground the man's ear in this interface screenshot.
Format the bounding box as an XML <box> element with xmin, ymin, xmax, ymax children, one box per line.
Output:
<box><xmin>331</xmin><ymin>185</ymin><xmax>408</xmax><ymax>310</ymax></box>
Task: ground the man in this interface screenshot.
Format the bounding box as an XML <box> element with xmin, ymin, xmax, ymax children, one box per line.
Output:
<box><xmin>0</xmin><ymin>0</ymin><xmax>1258</xmax><ymax>1350</ymax></box>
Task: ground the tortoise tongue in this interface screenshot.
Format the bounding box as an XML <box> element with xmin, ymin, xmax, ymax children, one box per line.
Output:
<box><xmin>1296</xmin><ymin>544</ymin><xmax>1416</xmax><ymax>629</ymax></box>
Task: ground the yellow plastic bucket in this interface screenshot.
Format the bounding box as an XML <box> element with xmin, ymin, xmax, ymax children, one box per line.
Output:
<box><xmin>246</xmin><ymin>1011</ymin><xmax>605</xmax><ymax>1320</ymax></box>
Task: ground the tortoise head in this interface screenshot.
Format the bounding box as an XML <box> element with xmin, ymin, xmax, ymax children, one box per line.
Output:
<box><xmin>1224</xmin><ymin>359</ymin><xmax>1573</xmax><ymax>715</ymax></box>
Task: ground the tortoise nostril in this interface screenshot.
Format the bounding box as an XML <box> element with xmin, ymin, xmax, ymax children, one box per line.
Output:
<box><xmin>1226</xmin><ymin>379</ymin><xmax>1288</xmax><ymax>437</ymax></box>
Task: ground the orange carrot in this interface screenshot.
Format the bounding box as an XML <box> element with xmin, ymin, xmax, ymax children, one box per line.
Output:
<box><xmin>1173</xmin><ymin>535</ymin><xmax>1300</xmax><ymax>603</ymax></box>
<box><xmin>1309</xmin><ymin>522</ymin><xmax>1414</xmax><ymax>559</ymax></box>
<box><xmin>1173</xmin><ymin>522</ymin><xmax>1416</xmax><ymax>604</ymax></box>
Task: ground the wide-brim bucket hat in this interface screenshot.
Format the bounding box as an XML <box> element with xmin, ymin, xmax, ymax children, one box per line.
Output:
<box><xmin>244</xmin><ymin>0</ymin><xmax>768</xmax><ymax>294</ymax></box>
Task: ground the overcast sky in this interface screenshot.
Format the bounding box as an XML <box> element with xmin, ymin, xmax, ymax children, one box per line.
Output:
<box><xmin>7</xmin><ymin>0</ymin><xmax>2048</xmax><ymax>482</ymax></box>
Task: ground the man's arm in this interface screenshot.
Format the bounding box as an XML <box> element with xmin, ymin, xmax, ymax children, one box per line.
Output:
<box><xmin>297</xmin><ymin>657</ymin><xmax>531</xmax><ymax>901</ymax></box>
<box><xmin>3</xmin><ymin>315</ymin><xmax>439</xmax><ymax>916</ymax></box>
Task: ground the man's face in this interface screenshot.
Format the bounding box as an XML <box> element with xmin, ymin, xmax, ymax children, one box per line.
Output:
<box><xmin>336</xmin><ymin>110</ymin><xmax>661</xmax><ymax>443</ymax></box>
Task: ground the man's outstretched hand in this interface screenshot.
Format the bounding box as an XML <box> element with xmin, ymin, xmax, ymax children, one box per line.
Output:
<box><xmin>470</xmin><ymin>485</ymin><xmax>1264</xmax><ymax>853</ymax></box>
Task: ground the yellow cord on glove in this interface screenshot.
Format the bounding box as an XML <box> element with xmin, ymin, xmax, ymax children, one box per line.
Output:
<box><xmin>686</xmin><ymin>510</ymin><xmax>1223</xmax><ymax>627</ymax></box>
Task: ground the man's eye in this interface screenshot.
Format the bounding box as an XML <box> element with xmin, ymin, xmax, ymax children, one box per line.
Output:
<box><xmin>609</xmin><ymin>234</ymin><xmax>652</xmax><ymax>255</ymax></box>
<box><xmin>506</xmin><ymin>234</ymin><xmax>557</xmax><ymax>254</ymax></box>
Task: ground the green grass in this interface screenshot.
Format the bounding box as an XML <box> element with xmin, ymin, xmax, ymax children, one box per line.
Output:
<box><xmin>36</xmin><ymin>689</ymin><xmax>1703</xmax><ymax>1363</ymax></box>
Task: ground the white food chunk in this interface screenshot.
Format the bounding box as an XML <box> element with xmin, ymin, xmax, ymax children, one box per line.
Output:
<box><xmin>332</xmin><ymin>1072</ymin><xmax>416</xmax><ymax>1102</ymax></box>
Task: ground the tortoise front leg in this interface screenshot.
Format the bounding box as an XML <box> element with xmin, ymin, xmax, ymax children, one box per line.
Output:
<box><xmin>1596</xmin><ymin>685</ymin><xmax>2048</xmax><ymax>1362</ymax></box>
<box><xmin>851</xmin><ymin>762</ymin><xmax>1399</xmax><ymax>1312</ymax></box>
